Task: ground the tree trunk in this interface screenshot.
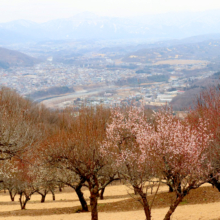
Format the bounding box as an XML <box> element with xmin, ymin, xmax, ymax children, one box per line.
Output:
<box><xmin>9</xmin><ymin>189</ymin><xmax>17</xmax><ymax>202</ymax></box>
<box><xmin>58</xmin><ymin>183</ymin><xmax>64</xmax><ymax>192</ymax></box>
<box><xmin>213</xmin><ymin>182</ymin><xmax>220</xmax><ymax>192</ymax></box>
<box><xmin>75</xmin><ymin>184</ymin><xmax>88</xmax><ymax>211</ymax></box>
<box><xmin>19</xmin><ymin>192</ymin><xmax>30</xmax><ymax>210</ymax></box>
<box><xmin>41</xmin><ymin>194</ymin><xmax>46</xmax><ymax>203</ymax></box>
<box><xmin>88</xmin><ymin>176</ymin><xmax>99</xmax><ymax>220</ymax></box>
<box><xmin>163</xmin><ymin>196</ymin><xmax>183</xmax><ymax>220</ymax></box>
<box><xmin>177</xmin><ymin>183</ymin><xmax>181</xmax><ymax>194</ymax></box>
<box><xmin>37</xmin><ymin>190</ymin><xmax>48</xmax><ymax>203</ymax></box>
<box><xmin>134</xmin><ymin>188</ymin><xmax>138</xmax><ymax>195</ymax></box>
<box><xmin>168</xmin><ymin>185</ymin><xmax>174</xmax><ymax>193</ymax></box>
<box><xmin>51</xmin><ymin>190</ymin><xmax>55</xmax><ymax>201</ymax></box>
<box><xmin>90</xmin><ymin>189</ymin><xmax>99</xmax><ymax>220</ymax></box>
<box><xmin>209</xmin><ymin>176</ymin><xmax>220</xmax><ymax>192</ymax></box>
<box><xmin>135</xmin><ymin>187</ymin><xmax>151</xmax><ymax>220</ymax></box>
<box><xmin>100</xmin><ymin>187</ymin><xmax>105</xmax><ymax>200</ymax></box>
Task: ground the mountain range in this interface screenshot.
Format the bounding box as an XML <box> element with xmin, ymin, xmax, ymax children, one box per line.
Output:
<box><xmin>1</xmin><ymin>10</ymin><xmax>220</xmax><ymax>44</ymax></box>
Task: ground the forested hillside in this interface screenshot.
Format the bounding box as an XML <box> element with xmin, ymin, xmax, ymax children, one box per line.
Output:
<box><xmin>0</xmin><ymin>47</ymin><xmax>40</xmax><ymax>68</ymax></box>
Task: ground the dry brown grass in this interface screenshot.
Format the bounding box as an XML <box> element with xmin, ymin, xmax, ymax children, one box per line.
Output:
<box><xmin>0</xmin><ymin>186</ymin><xmax>219</xmax><ymax>217</ymax></box>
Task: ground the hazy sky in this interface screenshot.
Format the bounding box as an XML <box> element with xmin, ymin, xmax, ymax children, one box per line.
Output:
<box><xmin>0</xmin><ymin>0</ymin><xmax>220</xmax><ymax>23</ymax></box>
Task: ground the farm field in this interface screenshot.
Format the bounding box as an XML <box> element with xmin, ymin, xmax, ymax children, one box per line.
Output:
<box><xmin>0</xmin><ymin>184</ymin><xmax>220</xmax><ymax>220</ymax></box>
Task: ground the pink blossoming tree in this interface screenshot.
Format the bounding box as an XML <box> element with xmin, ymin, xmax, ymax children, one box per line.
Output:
<box><xmin>102</xmin><ymin>107</ymin><xmax>159</xmax><ymax>220</ymax></box>
<box><xmin>103</xmin><ymin>107</ymin><xmax>214</xmax><ymax>220</ymax></box>
<box><xmin>148</xmin><ymin>109</ymin><xmax>213</xmax><ymax>220</ymax></box>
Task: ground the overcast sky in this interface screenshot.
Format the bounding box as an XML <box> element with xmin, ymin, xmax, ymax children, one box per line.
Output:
<box><xmin>0</xmin><ymin>0</ymin><xmax>220</xmax><ymax>23</ymax></box>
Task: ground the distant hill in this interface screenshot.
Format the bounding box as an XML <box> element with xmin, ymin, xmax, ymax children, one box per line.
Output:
<box><xmin>0</xmin><ymin>47</ymin><xmax>39</xmax><ymax>68</ymax></box>
<box><xmin>170</xmin><ymin>72</ymin><xmax>220</xmax><ymax>110</ymax></box>
<box><xmin>123</xmin><ymin>39</ymin><xmax>220</xmax><ymax>63</ymax></box>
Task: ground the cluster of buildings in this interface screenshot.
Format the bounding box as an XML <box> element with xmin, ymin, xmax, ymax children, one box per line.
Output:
<box><xmin>0</xmin><ymin>59</ymin><xmax>215</xmax><ymax>109</ymax></box>
<box><xmin>0</xmin><ymin>62</ymin><xmax>134</xmax><ymax>96</ymax></box>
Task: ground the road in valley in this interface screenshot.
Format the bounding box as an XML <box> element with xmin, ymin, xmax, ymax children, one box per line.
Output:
<box><xmin>40</xmin><ymin>86</ymin><xmax>117</xmax><ymax>108</ymax></box>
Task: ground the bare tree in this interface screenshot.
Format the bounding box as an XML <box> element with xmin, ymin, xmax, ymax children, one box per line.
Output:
<box><xmin>187</xmin><ymin>85</ymin><xmax>220</xmax><ymax>191</ymax></box>
<box><xmin>41</xmin><ymin>106</ymin><xmax>113</xmax><ymax>220</ymax></box>
<box><xmin>0</xmin><ymin>160</ymin><xmax>18</xmax><ymax>201</ymax></box>
<box><xmin>11</xmin><ymin>160</ymin><xmax>37</xmax><ymax>210</ymax></box>
<box><xmin>0</xmin><ymin>87</ymin><xmax>46</xmax><ymax>162</ymax></box>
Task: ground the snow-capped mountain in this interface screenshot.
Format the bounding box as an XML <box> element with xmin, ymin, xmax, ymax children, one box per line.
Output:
<box><xmin>0</xmin><ymin>10</ymin><xmax>220</xmax><ymax>44</ymax></box>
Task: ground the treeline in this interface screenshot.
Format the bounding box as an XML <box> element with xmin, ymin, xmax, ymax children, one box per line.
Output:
<box><xmin>0</xmin><ymin>86</ymin><xmax>220</xmax><ymax>220</ymax></box>
<box><xmin>107</xmin><ymin>64</ymin><xmax>138</xmax><ymax>70</ymax></box>
<box><xmin>135</xmin><ymin>65</ymin><xmax>174</xmax><ymax>74</ymax></box>
<box><xmin>147</xmin><ymin>74</ymin><xmax>169</xmax><ymax>82</ymax></box>
<box><xmin>115</xmin><ymin>74</ymin><xmax>169</xmax><ymax>87</ymax></box>
<box><xmin>115</xmin><ymin>77</ymin><xmax>149</xmax><ymax>86</ymax></box>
